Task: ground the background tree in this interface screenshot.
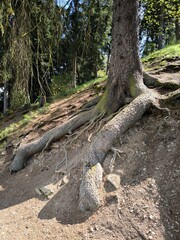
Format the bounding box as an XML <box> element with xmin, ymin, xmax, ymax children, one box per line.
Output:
<box><xmin>57</xmin><ymin>0</ymin><xmax>112</xmax><ymax>86</ymax></box>
<box><xmin>140</xmin><ymin>0</ymin><xmax>180</xmax><ymax>55</ymax></box>
<box><xmin>0</xmin><ymin>0</ymin><xmax>61</xmax><ymax>111</ymax></box>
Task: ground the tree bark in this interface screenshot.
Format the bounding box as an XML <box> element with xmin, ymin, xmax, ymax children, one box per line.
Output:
<box><xmin>175</xmin><ymin>19</ymin><xmax>180</xmax><ymax>42</ymax></box>
<box><xmin>9</xmin><ymin>2</ymin><xmax>31</xmax><ymax>109</ymax></box>
<box><xmin>3</xmin><ymin>81</ymin><xmax>9</xmax><ymax>114</ymax></box>
<box><xmin>104</xmin><ymin>0</ymin><xmax>144</xmax><ymax>114</ymax></box>
<box><xmin>72</xmin><ymin>53</ymin><xmax>77</xmax><ymax>88</ymax></box>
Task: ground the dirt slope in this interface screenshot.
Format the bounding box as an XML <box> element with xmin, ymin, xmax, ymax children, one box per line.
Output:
<box><xmin>0</xmin><ymin>69</ymin><xmax>180</xmax><ymax>240</ymax></box>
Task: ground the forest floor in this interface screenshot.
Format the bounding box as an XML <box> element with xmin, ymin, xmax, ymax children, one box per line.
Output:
<box><xmin>0</xmin><ymin>58</ymin><xmax>180</xmax><ymax>240</ymax></box>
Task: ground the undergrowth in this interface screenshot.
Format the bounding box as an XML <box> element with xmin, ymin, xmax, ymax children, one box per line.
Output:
<box><xmin>52</xmin><ymin>71</ymin><xmax>107</xmax><ymax>100</ymax></box>
<box><xmin>0</xmin><ymin>73</ymin><xmax>107</xmax><ymax>146</ymax></box>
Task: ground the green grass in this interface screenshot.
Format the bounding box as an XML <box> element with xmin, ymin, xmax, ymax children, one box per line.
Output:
<box><xmin>0</xmin><ymin>112</ymin><xmax>35</xmax><ymax>143</ymax></box>
<box><xmin>0</xmin><ymin>72</ymin><xmax>107</xmax><ymax>146</ymax></box>
<box><xmin>53</xmin><ymin>71</ymin><xmax>107</xmax><ymax>100</ymax></box>
<box><xmin>142</xmin><ymin>42</ymin><xmax>180</xmax><ymax>63</ymax></box>
<box><xmin>0</xmin><ymin>106</ymin><xmax>51</xmax><ymax>145</ymax></box>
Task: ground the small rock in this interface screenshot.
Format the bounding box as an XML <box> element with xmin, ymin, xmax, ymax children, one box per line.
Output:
<box><xmin>35</xmin><ymin>187</ymin><xmax>53</xmax><ymax>198</ymax></box>
<box><xmin>1</xmin><ymin>151</ymin><xmax>5</xmax><ymax>156</ymax></box>
<box><xmin>89</xmin><ymin>227</ymin><xmax>94</xmax><ymax>233</ymax></box>
<box><xmin>94</xmin><ymin>225</ymin><xmax>98</xmax><ymax>231</ymax></box>
<box><xmin>103</xmin><ymin>152</ymin><xmax>115</xmax><ymax>174</ymax></box>
<box><xmin>105</xmin><ymin>174</ymin><xmax>121</xmax><ymax>192</ymax></box>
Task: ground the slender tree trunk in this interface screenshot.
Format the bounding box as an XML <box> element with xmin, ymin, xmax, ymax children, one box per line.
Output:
<box><xmin>72</xmin><ymin>53</ymin><xmax>77</xmax><ymax>88</ymax></box>
<box><xmin>175</xmin><ymin>19</ymin><xmax>180</xmax><ymax>42</ymax></box>
<box><xmin>158</xmin><ymin>4</ymin><xmax>164</xmax><ymax>50</ymax></box>
<box><xmin>3</xmin><ymin>81</ymin><xmax>9</xmax><ymax>114</ymax></box>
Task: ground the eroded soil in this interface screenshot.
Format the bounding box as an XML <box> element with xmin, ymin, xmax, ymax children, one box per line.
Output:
<box><xmin>0</xmin><ymin>71</ymin><xmax>179</xmax><ymax>240</ymax></box>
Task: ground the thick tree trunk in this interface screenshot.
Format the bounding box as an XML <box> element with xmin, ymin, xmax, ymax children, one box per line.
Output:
<box><xmin>104</xmin><ymin>0</ymin><xmax>144</xmax><ymax>114</ymax></box>
<box><xmin>9</xmin><ymin>4</ymin><xmax>31</xmax><ymax>109</ymax></box>
<box><xmin>78</xmin><ymin>0</ymin><xmax>148</xmax><ymax>211</ymax></box>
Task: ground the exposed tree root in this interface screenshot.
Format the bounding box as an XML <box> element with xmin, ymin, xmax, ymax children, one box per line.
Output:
<box><xmin>143</xmin><ymin>72</ymin><xmax>180</xmax><ymax>90</ymax></box>
<box><xmin>9</xmin><ymin>107</ymin><xmax>101</xmax><ymax>172</ymax></box>
<box><xmin>78</xmin><ymin>92</ymin><xmax>154</xmax><ymax>211</ymax></box>
<box><xmin>9</xmin><ymin>71</ymin><xmax>180</xmax><ymax>213</ymax></box>
<box><xmin>79</xmin><ymin>89</ymin><xmax>180</xmax><ymax>211</ymax></box>
<box><xmin>78</xmin><ymin>82</ymin><xmax>179</xmax><ymax>211</ymax></box>
<box><xmin>70</xmin><ymin>96</ymin><xmax>101</xmax><ymax>118</ymax></box>
<box><xmin>54</xmin><ymin>112</ymin><xmax>105</xmax><ymax>173</ymax></box>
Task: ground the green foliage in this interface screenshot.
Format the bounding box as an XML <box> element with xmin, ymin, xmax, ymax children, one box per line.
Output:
<box><xmin>140</xmin><ymin>0</ymin><xmax>180</xmax><ymax>55</ymax></box>
<box><xmin>0</xmin><ymin>0</ymin><xmax>111</xmax><ymax>112</ymax></box>
<box><xmin>0</xmin><ymin>113</ymin><xmax>33</xmax><ymax>142</ymax></box>
<box><xmin>0</xmin><ymin>0</ymin><xmax>62</xmax><ymax>110</ymax></box>
<box><xmin>52</xmin><ymin>71</ymin><xmax>107</xmax><ymax>99</ymax></box>
<box><xmin>58</xmin><ymin>0</ymin><xmax>112</xmax><ymax>84</ymax></box>
<box><xmin>142</xmin><ymin>42</ymin><xmax>180</xmax><ymax>70</ymax></box>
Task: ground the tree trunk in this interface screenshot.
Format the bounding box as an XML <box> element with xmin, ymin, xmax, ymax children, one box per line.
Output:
<box><xmin>3</xmin><ymin>81</ymin><xmax>9</xmax><ymax>114</ymax></box>
<box><xmin>175</xmin><ymin>19</ymin><xmax>180</xmax><ymax>42</ymax></box>
<box><xmin>103</xmin><ymin>0</ymin><xmax>144</xmax><ymax>114</ymax></box>
<box><xmin>106</xmin><ymin>46</ymin><xmax>111</xmax><ymax>76</ymax></box>
<box><xmin>9</xmin><ymin>2</ymin><xmax>31</xmax><ymax>109</ymax></box>
<box><xmin>158</xmin><ymin>4</ymin><xmax>164</xmax><ymax>50</ymax></box>
<box><xmin>72</xmin><ymin>53</ymin><xmax>77</xmax><ymax>88</ymax></box>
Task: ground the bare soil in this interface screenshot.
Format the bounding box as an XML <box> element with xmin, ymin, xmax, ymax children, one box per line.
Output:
<box><xmin>0</xmin><ymin>72</ymin><xmax>179</xmax><ymax>240</ymax></box>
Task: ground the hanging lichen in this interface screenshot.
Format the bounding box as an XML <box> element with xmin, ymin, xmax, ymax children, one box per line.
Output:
<box><xmin>0</xmin><ymin>0</ymin><xmax>62</xmax><ymax>109</ymax></box>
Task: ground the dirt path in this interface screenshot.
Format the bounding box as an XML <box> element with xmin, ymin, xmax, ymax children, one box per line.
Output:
<box><xmin>0</xmin><ymin>72</ymin><xmax>179</xmax><ymax>240</ymax></box>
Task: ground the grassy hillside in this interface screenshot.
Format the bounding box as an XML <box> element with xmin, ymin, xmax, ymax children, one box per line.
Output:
<box><xmin>142</xmin><ymin>43</ymin><xmax>180</xmax><ymax>71</ymax></box>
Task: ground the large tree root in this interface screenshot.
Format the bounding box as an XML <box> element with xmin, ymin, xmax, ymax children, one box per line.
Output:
<box><xmin>9</xmin><ymin>107</ymin><xmax>101</xmax><ymax>172</ymax></box>
<box><xmin>9</xmin><ymin>72</ymin><xmax>180</xmax><ymax>214</ymax></box>
<box><xmin>143</xmin><ymin>72</ymin><xmax>180</xmax><ymax>90</ymax></box>
<box><xmin>78</xmin><ymin>93</ymin><xmax>154</xmax><ymax>211</ymax></box>
<box><xmin>78</xmin><ymin>87</ymin><xmax>180</xmax><ymax>212</ymax></box>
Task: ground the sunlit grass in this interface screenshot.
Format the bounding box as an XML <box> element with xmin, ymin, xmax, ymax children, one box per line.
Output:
<box><xmin>142</xmin><ymin>42</ymin><xmax>180</xmax><ymax>63</ymax></box>
<box><xmin>0</xmin><ymin>73</ymin><xmax>107</xmax><ymax>145</ymax></box>
<box><xmin>0</xmin><ymin>104</ymin><xmax>51</xmax><ymax>142</ymax></box>
<box><xmin>0</xmin><ymin>112</ymin><xmax>37</xmax><ymax>143</ymax></box>
<box><xmin>53</xmin><ymin>71</ymin><xmax>107</xmax><ymax>100</ymax></box>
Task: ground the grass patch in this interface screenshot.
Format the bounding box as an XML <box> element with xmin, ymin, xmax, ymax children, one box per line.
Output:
<box><xmin>0</xmin><ymin>111</ymin><xmax>38</xmax><ymax>143</ymax></box>
<box><xmin>142</xmin><ymin>43</ymin><xmax>180</xmax><ymax>63</ymax></box>
<box><xmin>53</xmin><ymin>72</ymin><xmax>107</xmax><ymax>100</ymax></box>
<box><xmin>0</xmin><ymin>73</ymin><xmax>107</xmax><ymax>145</ymax></box>
<box><xmin>0</xmin><ymin>105</ymin><xmax>51</xmax><ymax>143</ymax></box>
